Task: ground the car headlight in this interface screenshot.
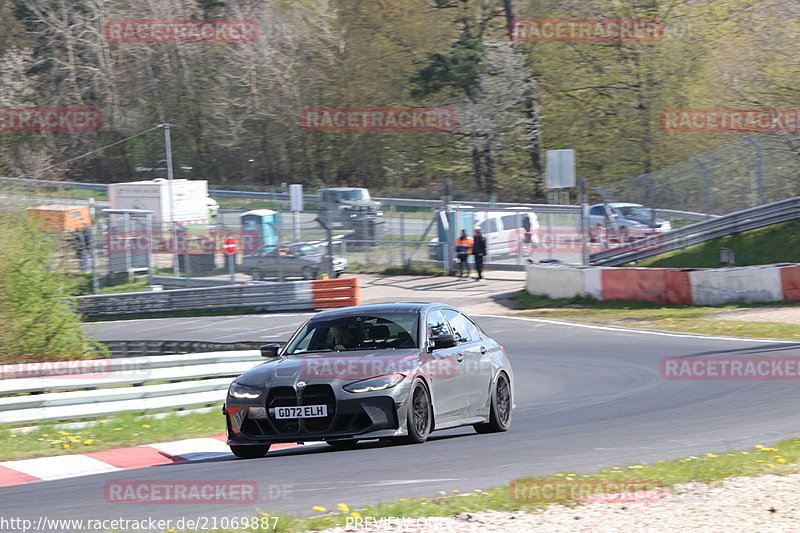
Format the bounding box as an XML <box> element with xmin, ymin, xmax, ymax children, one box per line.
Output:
<box><xmin>631</xmin><ymin>223</ymin><xmax>648</xmax><ymax>229</ymax></box>
<box><xmin>343</xmin><ymin>373</ymin><xmax>405</xmax><ymax>393</ymax></box>
<box><xmin>228</xmin><ymin>382</ymin><xmax>262</xmax><ymax>399</ymax></box>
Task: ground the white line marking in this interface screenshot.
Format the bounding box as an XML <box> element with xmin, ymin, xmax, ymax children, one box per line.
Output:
<box><xmin>475</xmin><ymin>314</ymin><xmax>800</xmax><ymax>344</ymax></box>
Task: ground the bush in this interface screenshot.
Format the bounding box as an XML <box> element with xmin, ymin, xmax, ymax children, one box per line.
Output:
<box><xmin>0</xmin><ymin>209</ymin><xmax>104</xmax><ymax>363</ymax></box>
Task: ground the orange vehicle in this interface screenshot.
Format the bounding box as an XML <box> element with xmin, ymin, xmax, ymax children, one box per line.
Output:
<box><xmin>26</xmin><ymin>205</ymin><xmax>91</xmax><ymax>232</ymax></box>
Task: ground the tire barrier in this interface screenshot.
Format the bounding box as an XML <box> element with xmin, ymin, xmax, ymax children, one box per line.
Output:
<box><xmin>527</xmin><ymin>263</ymin><xmax>800</xmax><ymax>305</ymax></box>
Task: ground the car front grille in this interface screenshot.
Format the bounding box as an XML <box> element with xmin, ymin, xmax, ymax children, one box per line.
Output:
<box><xmin>240</xmin><ymin>384</ymin><xmax>380</xmax><ymax>439</ymax></box>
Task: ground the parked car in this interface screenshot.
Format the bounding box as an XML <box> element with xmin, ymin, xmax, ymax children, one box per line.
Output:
<box><xmin>223</xmin><ymin>303</ymin><xmax>513</xmax><ymax>458</ymax></box>
<box><xmin>588</xmin><ymin>203</ymin><xmax>672</xmax><ymax>237</ymax></box>
<box><xmin>239</xmin><ymin>242</ymin><xmax>347</xmax><ymax>280</ymax></box>
<box><xmin>318</xmin><ymin>187</ymin><xmax>383</xmax><ymax>227</ymax></box>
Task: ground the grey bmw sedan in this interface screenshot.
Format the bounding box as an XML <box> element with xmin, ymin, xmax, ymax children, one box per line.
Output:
<box><xmin>223</xmin><ymin>303</ymin><xmax>513</xmax><ymax>458</ymax></box>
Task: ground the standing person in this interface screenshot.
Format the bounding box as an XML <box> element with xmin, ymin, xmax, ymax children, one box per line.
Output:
<box><xmin>472</xmin><ymin>227</ymin><xmax>486</xmax><ymax>280</ymax></box>
<box><xmin>455</xmin><ymin>229</ymin><xmax>473</xmax><ymax>278</ymax></box>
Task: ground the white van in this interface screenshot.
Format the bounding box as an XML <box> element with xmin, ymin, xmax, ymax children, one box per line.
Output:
<box><xmin>474</xmin><ymin>208</ymin><xmax>540</xmax><ymax>258</ymax></box>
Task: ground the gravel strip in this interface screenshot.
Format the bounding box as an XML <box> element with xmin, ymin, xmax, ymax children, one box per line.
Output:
<box><xmin>711</xmin><ymin>307</ymin><xmax>800</xmax><ymax>325</ymax></box>
<box><xmin>316</xmin><ymin>473</ymin><xmax>800</xmax><ymax>533</ymax></box>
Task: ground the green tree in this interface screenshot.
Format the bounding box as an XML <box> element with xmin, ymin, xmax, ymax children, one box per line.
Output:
<box><xmin>0</xmin><ymin>209</ymin><xmax>101</xmax><ymax>363</ymax></box>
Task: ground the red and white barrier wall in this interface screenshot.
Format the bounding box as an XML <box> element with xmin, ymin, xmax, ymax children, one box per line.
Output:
<box><xmin>527</xmin><ymin>264</ymin><xmax>800</xmax><ymax>305</ymax></box>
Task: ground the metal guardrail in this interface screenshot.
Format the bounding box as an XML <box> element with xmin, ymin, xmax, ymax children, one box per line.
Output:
<box><xmin>75</xmin><ymin>281</ymin><xmax>315</xmax><ymax>317</ymax></box>
<box><xmin>101</xmin><ymin>339</ymin><xmax>270</xmax><ymax>357</ymax></box>
<box><xmin>0</xmin><ymin>176</ymin><xmax>715</xmax><ymax>219</ymax></box>
<box><xmin>590</xmin><ymin>196</ymin><xmax>800</xmax><ymax>266</ymax></box>
<box><xmin>74</xmin><ymin>277</ymin><xmax>360</xmax><ymax>318</ymax></box>
<box><xmin>0</xmin><ymin>351</ymin><xmax>264</xmax><ymax>424</ymax></box>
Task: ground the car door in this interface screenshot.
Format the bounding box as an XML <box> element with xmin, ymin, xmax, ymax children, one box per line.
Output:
<box><xmin>422</xmin><ymin>309</ymin><xmax>468</xmax><ymax>422</ymax></box>
<box><xmin>442</xmin><ymin>309</ymin><xmax>486</xmax><ymax>417</ymax></box>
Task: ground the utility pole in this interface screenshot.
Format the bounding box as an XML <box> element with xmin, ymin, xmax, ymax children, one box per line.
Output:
<box><xmin>158</xmin><ymin>124</ymin><xmax>180</xmax><ymax>278</ymax></box>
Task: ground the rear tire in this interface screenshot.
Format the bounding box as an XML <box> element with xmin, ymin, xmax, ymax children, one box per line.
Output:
<box><xmin>302</xmin><ymin>266</ymin><xmax>317</xmax><ymax>280</ymax></box>
<box><xmin>250</xmin><ymin>269</ymin><xmax>263</xmax><ymax>281</ymax></box>
<box><xmin>230</xmin><ymin>444</ymin><xmax>270</xmax><ymax>459</ymax></box>
<box><xmin>400</xmin><ymin>380</ymin><xmax>432</xmax><ymax>444</ymax></box>
<box><xmin>474</xmin><ymin>373</ymin><xmax>512</xmax><ymax>434</ymax></box>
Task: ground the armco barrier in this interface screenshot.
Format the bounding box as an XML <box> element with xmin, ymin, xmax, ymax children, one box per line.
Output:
<box><xmin>527</xmin><ymin>263</ymin><xmax>800</xmax><ymax>305</ymax></box>
<box><xmin>0</xmin><ymin>351</ymin><xmax>263</xmax><ymax>424</ymax></box>
<box><xmin>75</xmin><ymin>277</ymin><xmax>361</xmax><ymax>318</ymax></box>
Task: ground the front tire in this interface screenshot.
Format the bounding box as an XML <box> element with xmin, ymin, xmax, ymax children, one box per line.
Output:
<box><xmin>474</xmin><ymin>372</ymin><xmax>512</xmax><ymax>434</ymax></box>
<box><xmin>400</xmin><ymin>380</ymin><xmax>432</xmax><ymax>444</ymax></box>
<box><xmin>302</xmin><ymin>266</ymin><xmax>317</xmax><ymax>280</ymax></box>
<box><xmin>250</xmin><ymin>269</ymin><xmax>264</xmax><ymax>281</ymax></box>
<box><xmin>230</xmin><ymin>444</ymin><xmax>270</xmax><ymax>459</ymax></box>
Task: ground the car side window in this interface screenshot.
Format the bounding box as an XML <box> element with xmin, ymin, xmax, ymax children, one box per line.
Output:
<box><xmin>590</xmin><ymin>206</ymin><xmax>604</xmax><ymax>216</ymax></box>
<box><xmin>462</xmin><ymin>315</ymin><xmax>483</xmax><ymax>341</ymax></box>
<box><xmin>442</xmin><ymin>309</ymin><xmax>472</xmax><ymax>343</ymax></box>
<box><xmin>427</xmin><ymin>310</ymin><xmax>450</xmax><ymax>338</ymax></box>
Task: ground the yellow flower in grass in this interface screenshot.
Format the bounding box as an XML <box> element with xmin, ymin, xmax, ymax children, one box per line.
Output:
<box><xmin>398</xmin><ymin>498</ymin><xmax>406</xmax><ymax>502</ymax></box>
<box><xmin>41</xmin><ymin>434</ymin><xmax>49</xmax><ymax>437</ymax></box>
<box><xmin>9</xmin><ymin>434</ymin><xmax>17</xmax><ymax>438</ymax></box>
<box><xmin>261</xmin><ymin>513</ymin><xmax>270</xmax><ymax>517</ymax></box>
<box><xmin>706</xmin><ymin>454</ymin><xmax>718</xmax><ymax>458</ymax></box>
<box><xmin>312</xmin><ymin>506</ymin><xmax>326</xmax><ymax>512</ymax></box>
<box><xmin>113</xmin><ymin>428</ymin><xmax>123</xmax><ymax>431</ymax></box>
<box><xmin>611</xmin><ymin>467</ymin><xmax>621</xmax><ymax>470</ymax></box>
<box><xmin>62</xmin><ymin>444</ymin><xmax>70</xmax><ymax>449</ymax></box>
<box><xmin>756</xmin><ymin>460</ymin><xmax>765</xmax><ymax>463</ymax></box>
<box><xmin>452</xmin><ymin>489</ymin><xmax>460</xmax><ymax>493</ymax></box>
<box><xmin>58</xmin><ymin>431</ymin><xmax>69</xmax><ymax>435</ymax></box>
<box><xmin>349</xmin><ymin>512</ymin><xmax>361</xmax><ymax>518</ymax></box>
<box><xmin>337</xmin><ymin>503</ymin><xmax>349</xmax><ymax>513</ymax></box>
<box><xmin>84</xmin><ymin>440</ymin><xmax>95</xmax><ymax>445</ymax></box>
<box><xmin>141</xmin><ymin>424</ymin><xmax>152</xmax><ymax>428</ymax></box>
<box><xmin>776</xmin><ymin>457</ymin><xmax>787</xmax><ymax>463</ymax></box>
<box><xmin>629</xmin><ymin>465</ymin><xmax>644</xmax><ymax>469</ymax></box>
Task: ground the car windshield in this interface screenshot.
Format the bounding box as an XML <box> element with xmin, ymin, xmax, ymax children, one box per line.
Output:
<box><xmin>284</xmin><ymin>313</ymin><xmax>419</xmax><ymax>354</ymax></box>
<box><xmin>292</xmin><ymin>244</ymin><xmax>319</xmax><ymax>256</ymax></box>
<box><xmin>340</xmin><ymin>189</ymin><xmax>369</xmax><ymax>200</ymax></box>
<box><xmin>616</xmin><ymin>206</ymin><xmax>650</xmax><ymax>217</ymax></box>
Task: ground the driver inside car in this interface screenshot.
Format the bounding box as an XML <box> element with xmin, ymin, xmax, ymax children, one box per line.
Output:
<box><xmin>334</xmin><ymin>326</ymin><xmax>358</xmax><ymax>350</ymax></box>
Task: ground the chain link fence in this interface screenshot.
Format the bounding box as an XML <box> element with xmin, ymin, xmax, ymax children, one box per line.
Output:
<box><xmin>595</xmin><ymin>132</ymin><xmax>800</xmax><ymax>215</ymax></box>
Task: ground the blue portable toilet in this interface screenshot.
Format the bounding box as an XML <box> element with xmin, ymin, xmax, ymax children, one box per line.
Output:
<box><xmin>240</xmin><ymin>209</ymin><xmax>279</xmax><ymax>254</ymax></box>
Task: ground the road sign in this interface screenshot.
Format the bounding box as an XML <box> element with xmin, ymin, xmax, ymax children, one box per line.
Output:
<box><xmin>546</xmin><ymin>149</ymin><xmax>576</xmax><ymax>188</ymax></box>
<box><xmin>223</xmin><ymin>237</ymin><xmax>238</xmax><ymax>255</ymax></box>
<box><xmin>290</xmin><ymin>184</ymin><xmax>303</xmax><ymax>212</ymax></box>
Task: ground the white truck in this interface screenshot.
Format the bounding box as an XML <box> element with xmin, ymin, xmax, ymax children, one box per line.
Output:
<box><xmin>108</xmin><ymin>178</ymin><xmax>218</xmax><ymax>226</ymax></box>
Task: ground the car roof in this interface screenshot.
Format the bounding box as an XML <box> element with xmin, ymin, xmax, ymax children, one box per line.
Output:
<box><xmin>311</xmin><ymin>302</ymin><xmax>454</xmax><ymax>319</ymax></box>
<box><xmin>320</xmin><ymin>187</ymin><xmax>367</xmax><ymax>192</ymax></box>
<box><xmin>592</xmin><ymin>202</ymin><xmax>642</xmax><ymax>208</ymax></box>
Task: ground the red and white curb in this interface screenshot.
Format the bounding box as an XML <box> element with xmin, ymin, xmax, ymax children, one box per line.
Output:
<box><xmin>0</xmin><ymin>435</ymin><xmax>319</xmax><ymax>488</ymax></box>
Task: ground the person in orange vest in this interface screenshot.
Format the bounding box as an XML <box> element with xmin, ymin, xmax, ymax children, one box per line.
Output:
<box><xmin>455</xmin><ymin>229</ymin><xmax>474</xmax><ymax>278</ymax></box>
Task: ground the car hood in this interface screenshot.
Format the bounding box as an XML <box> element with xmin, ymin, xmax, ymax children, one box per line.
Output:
<box><xmin>624</xmin><ymin>215</ymin><xmax>668</xmax><ymax>226</ymax></box>
<box><xmin>236</xmin><ymin>350</ymin><xmax>420</xmax><ymax>386</ymax></box>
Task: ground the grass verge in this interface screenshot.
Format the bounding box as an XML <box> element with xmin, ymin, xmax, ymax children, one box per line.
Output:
<box><xmin>221</xmin><ymin>437</ymin><xmax>800</xmax><ymax>532</ymax></box>
<box><xmin>0</xmin><ymin>408</ymin><xmax>225</xmax><ymax>462</ymax></box>
<box><xmin>635</xmin><ymin>219</ymin><xmax>800</xmax><ymax>268</ymax></box>
<box><xmin>508</xmin><ymin>292</ymin><xmax>800</xmax><ymax>341</ymax></box>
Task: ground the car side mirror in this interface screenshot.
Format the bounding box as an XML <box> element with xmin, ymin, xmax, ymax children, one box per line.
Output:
<box><xmin>260</xmin><ymin>343</ymin><xmax>282</xmax><ymax>358</ymax></box>
<box><xmin>428</xmin><ymin>334</ymin><xmax>457</xmax><ymax>351</ymax></box>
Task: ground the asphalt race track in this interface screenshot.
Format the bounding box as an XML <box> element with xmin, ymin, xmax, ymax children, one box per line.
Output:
<box><xmin>3</xmin><ymin>314</ymin><xmax>800</xmax><ymax>524</ymax></box>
